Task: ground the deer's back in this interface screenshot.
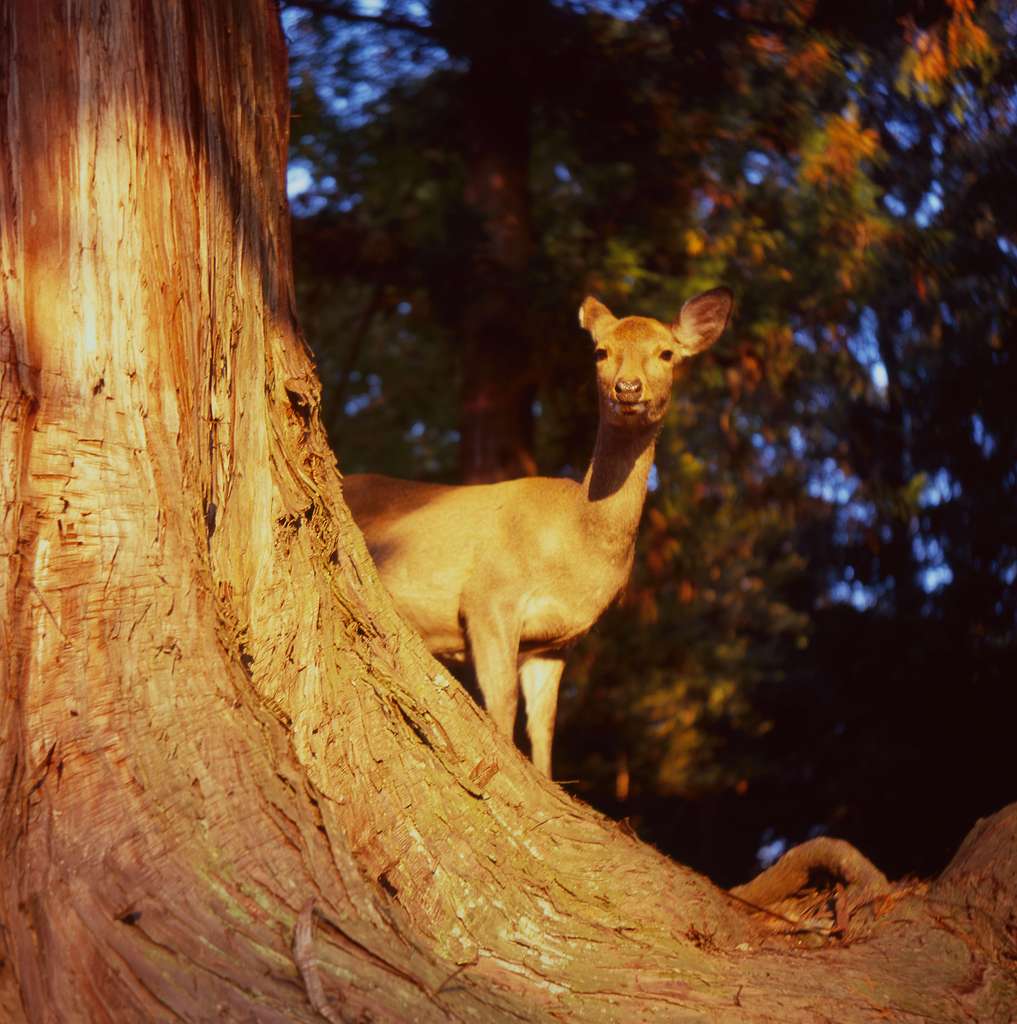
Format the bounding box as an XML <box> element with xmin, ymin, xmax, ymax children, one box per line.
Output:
<box><xmin>345</xmin><ymin>473</ymin><xmax>633</xmax><ymax>658</ymax></box>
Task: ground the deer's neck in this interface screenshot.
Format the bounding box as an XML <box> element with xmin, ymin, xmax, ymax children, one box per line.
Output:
<box><xmin>580</xmin><ymin>419</ymin><xmax>658</xmax><ymax>560</ymax></box>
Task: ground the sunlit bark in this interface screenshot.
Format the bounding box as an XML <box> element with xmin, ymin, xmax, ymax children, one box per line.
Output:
<box><xmin>1</xmin><ymin>2</ymin><xmax>1014</xmax><ymax>1021</ymax></box>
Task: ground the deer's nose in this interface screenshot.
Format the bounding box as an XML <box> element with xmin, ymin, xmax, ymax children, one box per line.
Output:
<box><xmin>614</xmin><ymin>378</ymin><xmax>643</xmax><ymax>402</ymax></box>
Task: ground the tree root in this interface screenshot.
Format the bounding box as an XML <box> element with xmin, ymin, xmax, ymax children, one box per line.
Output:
<box><xmin>729</xmin><ymin>837</ymin><xmax>893</xmax><ymax>938</ymax></box>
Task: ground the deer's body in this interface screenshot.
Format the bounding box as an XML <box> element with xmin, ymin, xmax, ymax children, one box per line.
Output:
<box><xmin>344</xmin><ymin>287</ymin><xmax>732</xmax><ymax>777</ymax></box>
<box><xmin>345</xmin><ymin>472</ymin><xmax>636</xmax><ymax>659</ymax></box>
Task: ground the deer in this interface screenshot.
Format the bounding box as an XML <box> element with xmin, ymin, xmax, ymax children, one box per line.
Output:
<box><xmin>343</xmin><ymin>287</ymin><xmax>733</xmax><ymax>778</ymax></box>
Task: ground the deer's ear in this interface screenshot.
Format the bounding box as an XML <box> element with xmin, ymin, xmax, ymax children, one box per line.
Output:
<box><xmin>579</xmin><ymin>296</ymin><xmax>616</xmax><ymax>340</ymax></box>
<box><xmin>671</xmin><ymin>287</ymin><xmax>733</xmax><ymax>357</ymax></box>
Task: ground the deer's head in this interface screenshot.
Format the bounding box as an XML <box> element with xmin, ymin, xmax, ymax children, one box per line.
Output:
<box><xmin>578</xmin><ymin>287</ymin><xmax>733</xmax><ymax>429</ymax></box>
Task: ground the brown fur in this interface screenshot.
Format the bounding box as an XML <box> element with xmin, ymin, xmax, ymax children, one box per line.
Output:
<box><xmin>344</xmin><ymin>288</ymin><xmax>732</xmax><ymax>777</ymax></box>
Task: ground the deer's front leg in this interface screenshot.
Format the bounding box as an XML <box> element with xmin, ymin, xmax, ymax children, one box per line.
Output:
<box><xmin>463</xmin><ymin>598</ymin><xmax>522</xmax><ymax>740</ymax></box>
<box><xmin>520</xmin><ymin>656</ymin><xmax>566</xmax><ymax>778</ymax></box>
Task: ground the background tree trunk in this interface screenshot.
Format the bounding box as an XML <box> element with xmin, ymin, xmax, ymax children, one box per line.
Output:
<box><xmin>1</xmin><ymin>2</ymin><xmax>1014</xmax><ymax>1021</ymax></box>
<box><xmin>448</xmin><ymin>0</ymin><xmax>538</xmax><ymax>484</ymax></box>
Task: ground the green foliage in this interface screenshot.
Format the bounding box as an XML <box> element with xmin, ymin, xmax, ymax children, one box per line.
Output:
<box><xmin>283</xmin><ymin>0</ymin><xmax>1017</xmax><ymax>882</ymax></box>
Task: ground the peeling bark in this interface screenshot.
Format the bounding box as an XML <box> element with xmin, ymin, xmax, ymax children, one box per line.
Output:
<box><xmin>1</xmin><ymin>2</ymin><xmax>1015</xmax><ymax>1022</ymax></box>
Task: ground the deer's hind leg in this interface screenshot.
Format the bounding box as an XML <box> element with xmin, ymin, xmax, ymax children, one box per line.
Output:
<box><xmin>520</xmin><ymin>655</ymin><xmax>566</xmax><ymax>778</ymax></box>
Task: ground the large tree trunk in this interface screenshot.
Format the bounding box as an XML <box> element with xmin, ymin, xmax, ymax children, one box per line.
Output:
<box><xmin>1</xmin><ymin>2</ymin><xmax>1014</xmax><ymax>1021</ymax></box>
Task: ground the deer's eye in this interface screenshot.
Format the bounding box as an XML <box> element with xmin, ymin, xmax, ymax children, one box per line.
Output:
<box><xmin>659</xmin><ymin>349</ymin><xmax>675</xmax><ymax>363</ymax></box>
<box><xmin>595</xmin><ymin>348</ymin><xmax>608</xmax><ymax>362</ymax></box>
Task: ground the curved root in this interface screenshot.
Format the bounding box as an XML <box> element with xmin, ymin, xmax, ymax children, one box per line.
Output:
<box><xmin>730</xmin><ymin>837</ymin><xmax>891</xmax><ymax>936</ymax></box>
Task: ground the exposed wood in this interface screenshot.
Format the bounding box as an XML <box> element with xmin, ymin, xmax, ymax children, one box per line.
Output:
<box><xmin>1</xmin><ymin>2</ymin><xmax>1015</xmax><ymax>1022</ymax></box>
